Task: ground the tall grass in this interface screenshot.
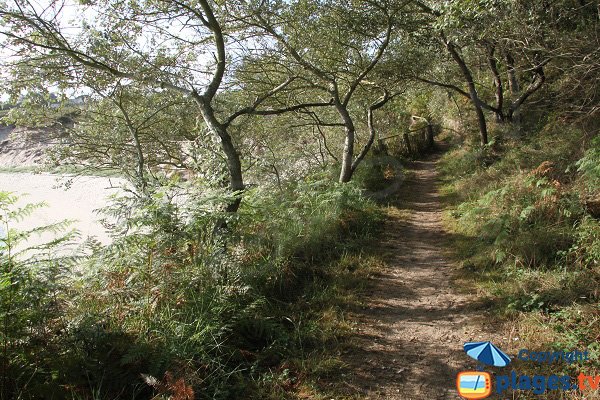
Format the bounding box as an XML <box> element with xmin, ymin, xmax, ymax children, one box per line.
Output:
<box><xmin>0</xmin><ymin>192</ymin><xmax>79</xmax><ymax>399</ymax></box>
<box><xmin>0</xmin><ymin>176</ymin><xmax>383</xmax><ymax>399</ymax></box>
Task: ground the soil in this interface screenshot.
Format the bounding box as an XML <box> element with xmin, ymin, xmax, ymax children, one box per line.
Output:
<box><xmin>342</xmin><ymin>149</ymin><xmax>505</xmax><ymax>399</ymax></box>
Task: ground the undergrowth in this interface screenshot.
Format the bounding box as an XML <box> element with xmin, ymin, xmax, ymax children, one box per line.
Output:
<box><xmin>440</xmin><ymin>117</ymin><xmax>600</xmax><ymax>398</ymax></box>
<box><xmin>0</xmin><ymin>175</ymin><xmax>385</xmax><ymax>399</ymax></box>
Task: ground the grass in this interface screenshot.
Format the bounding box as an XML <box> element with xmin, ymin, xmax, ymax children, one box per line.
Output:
<box><xmin>234</xmin><ymin>160</ymin><xmax>405</xmax><ymax>399</ymax></box>
<box><xmin>0</xmin><ymin>165</ymin><xmax>40</xmax><ymax>173</ymax></box>
<box><xmin>438</xmin><ymin>116</ymin><xmax>600</xmax><ymax>398</ymax></box>
<box><xmin>255</xmin><ymin>253</ymin><xmax>387</xmax><ymax>399</ymax></box>
<box><xmin>0</xmin><ymin>162</ymin><xmax>395</xmax><ymax>399</ymax></box>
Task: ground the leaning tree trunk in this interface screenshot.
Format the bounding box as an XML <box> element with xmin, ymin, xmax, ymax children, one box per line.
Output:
<box><xmin>444</xmin><ymin>36</ymin><xmax>489</xmax><ymax>145</ymax></box>
<box><xmin>339</xmin><ymin>126</ymin><xmax>356</xmax><ymax>183</ymax></box>
<box><xmin>473</xmin><ymin>103</ymin><xmax>489</xmax><ymax>146</ymax></box>
<box><xmin>351</xmin><ymin>91</ymin><xmax>391</xmax><ymax>174</ymax></box>
<box><xmin>507</xmin><ymin>66</ymin><xmax>546</xmax><ymax>124</ymax></box>
<box><xmin>194</xmin><ymin>97</ymin><xmax>245</xmax><ymax>212</ymax></box>
<box><xmin>336</xmin><ymin>102</ymin><xmax>357</xmax><ymax>183</ymax></box>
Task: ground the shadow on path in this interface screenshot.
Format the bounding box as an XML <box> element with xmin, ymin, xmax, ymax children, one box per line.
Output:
<box><xmin>340</xmin><ymin>148</ymin><xmax>505</xmax><ymax>399</ymax></box>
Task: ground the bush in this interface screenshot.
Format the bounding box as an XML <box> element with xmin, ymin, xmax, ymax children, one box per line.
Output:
<box><xmin>54</xmin><ymin>177</ymin><xmax>382</xmax><ymax>399</ymax></box>
<box><xmin>455</xmin><ymin>170</ymin><xmax>579</xmax><ymax>268</ymax></box>
<box><xmin>0</xmin><ymin>192</ymin><xmax>78</xmax><ymax>399</ymax></box>
<box><xmin>576</xmin><ymin>136</ymin><xmax>600</xmax><ymax>191</ymax></box>
<box><xmin>441</xmin><ymin>117</ymin><xmax>600</xmax><ymax>365</ymax></box>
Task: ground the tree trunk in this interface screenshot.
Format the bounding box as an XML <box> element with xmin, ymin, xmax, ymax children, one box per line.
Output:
<box><xmin>339</xmin><ymin>125</ymin><xmax>355</xmax><ymax>183</ymax></box>
<box><xmin>444</xmin><ymin>36</ymin><xmax>489</xmax><ymax>145</ymax></box>
<box><xmin>505</xmin><ymin>51</ymin><xmax>521</xmax><ymax>124</ymax></box>
<box><xmin>129</xmin><ymin>127</ymin><xmax>147</xmax><ymax>193</ymax></box>
<box><xmin>335</xmin><ymin>101</ymin><xmax>356</xmax><ymax>183</ymax></box>
<box><xmin>505</xmin><ymin>51</ymin><xmax>520</xmax><ymax>97</ymax></box>
<box><xmin>194</xmin><ymin>97</ymin><xmax>245</xmax><ymax>212</ymax></box>
<box><xmin>474</xmin><ymin>105</ymin><xmax>489</xmax><ymax>145</ymax></box>
<box><xmin>426</xmin><ymin>123</ymin><xmax>434</xmax><ymax>149</ymax></box>
<box><xmin>351</xmin><ymin>109</ymin><xmax>376</xmax><ymax>174</ymax></box>
<box><xmin>351</xmin><ymin>92</ymin><xmax>390</xmax><ymax>173</ymax></box>
<box><xmin>486</xmin><ymin>43</ymin><xmax>504</xmax><ymax>122</ymax></box>
<box><xmin>403</xmin><ymin>132</ymin><xmax>413</xmax><ymax>155</ymax></box>
<box><xmin>115</xmin><ymin>99</ymin><xmax>148</xmax><ymax>193</ymax></box>
<box><xmin>507</xmin><ymin>65</ymin><xmax>545</xmax><ymax>123</ymax></box>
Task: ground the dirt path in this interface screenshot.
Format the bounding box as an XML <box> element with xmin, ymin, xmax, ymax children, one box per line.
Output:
<box><xmin>343</xmin><ymin>150</ymin><xmax>502</xmax><ymax>399</ymax></box>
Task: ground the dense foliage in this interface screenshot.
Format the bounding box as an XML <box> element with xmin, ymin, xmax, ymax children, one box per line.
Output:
<box><xmin>0</xmin><ymin>0</ymin><xmax>598</xmax><ymax>398</ymax></box>
<box><xmin>1</xmin><ymin>179</ymin><xmax>383</xmax><ymax>399</ymax></box>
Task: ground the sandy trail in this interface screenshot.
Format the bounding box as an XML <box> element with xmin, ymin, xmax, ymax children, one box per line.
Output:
<box><xmin>343</xmin><ymin>150</ymin><xmax>504</xmax><ymax>399</ymax></box>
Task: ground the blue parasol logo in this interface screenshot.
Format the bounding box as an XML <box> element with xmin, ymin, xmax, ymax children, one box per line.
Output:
<box><xmin>464</xmin><ymin>341</ymin><xmax>511</xmax><ymax>368</ymax></box>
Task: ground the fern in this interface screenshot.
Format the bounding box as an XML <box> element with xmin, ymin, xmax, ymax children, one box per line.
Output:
<box><xmin>0</xmin><ymin>191</ymin><xmax>78</xmax><ymax>399</ymax></box>
<box><xmin>576</xmin><ymin>136</ymin><xmax>600</xmax><ymax>191</ymax></box>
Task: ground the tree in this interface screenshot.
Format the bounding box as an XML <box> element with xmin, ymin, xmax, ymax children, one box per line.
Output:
<box><xmin>0</xmin><ymin>0</ymin><xmax>329</xmax><ymax>211</ymax></box>
<box><xmin>412</xmin><ymin>0</ymin><xmax>553</xmax><ymax>144</ymax></box>
<box><xmin>245</xmin><ymin>0</ymin><xmax>403</xmax><ymax>182</ymax></box>
<box><xmin>49</xmin><ymin>85</ymin><xmax>206</xmax><ymax>193</ymax></box>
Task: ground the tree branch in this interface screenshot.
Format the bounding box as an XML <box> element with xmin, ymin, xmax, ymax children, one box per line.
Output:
<box><xmin>225</xmin><ymin>99</ymin><xmax>333</xmax><ymax>127</ymax></box>
<box><xmin>414</xmin><ymin>76</ymin><xmax>471</xmax><ymax>98</ymax></box>
<box><xmin>224</xmin><ymin>76</ymin><xmax>297</xmax><ymax>126</ymax></box>
<box><xmin>196</xmin><ymin>0</ymin><xmax>226</xmax><ymax>102</ymax></box>
<box><xmin>351</xmin><ymin>89</ymin><xmax>393</xmax><ymax>172</ymax></box>
<box><xmin>509</xmin><ymin>66</ymin><xmax>546</xmax><ymax>116</ymax></box>
<box><xmin>0</xmin><ymin>9</ymin><xmax>192</xmax><ymax>96</ymax></box>
<box><xmin>253</xmin><ymin>14</ymin><xmax>332</xmax><ymax>82</ymax></box>
<box><xmin>342</xmin><ymin>17</ymin><xmax>393</xmax><ymax>106</ymax></box>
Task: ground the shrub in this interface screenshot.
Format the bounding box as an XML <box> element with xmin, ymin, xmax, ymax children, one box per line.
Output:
<box><xmin>455</xmin><ymin>169</ymin><xmax>579</xmax><ymax>269</ymax></box>
<box><xmin>441</xmin><ymin>120</ymin><xmax>598</xmax><ymax>317</ymax></box>
<box><xmin>0</xmin><ymin>192</ymin><xmax>78</xmax><ymax>399</ymax></box>
<box><xmin>63</xmin><ymin>177</ymin><xmax>381</xmax><ymax>399</ymax></box>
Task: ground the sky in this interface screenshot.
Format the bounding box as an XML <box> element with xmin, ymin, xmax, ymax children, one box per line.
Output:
<box><xmin>0</xmin><ymin>0</ymin><xmax>269</xmax><ymax>105</ymax></box>
<box><xmin>1</xmin><ymin>0</ymin><xmax>85</xmax><ymax>102</ymax></box>
<box><xmin>1</xmin><ymin>0</ymin><xmax>204</xmax><ymax>100</ymax></box>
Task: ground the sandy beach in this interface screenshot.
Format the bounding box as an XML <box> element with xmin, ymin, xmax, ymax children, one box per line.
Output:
<box><xmin>0</xmin><ymin>172</ymin><xmax>125</xmax><ymax>246</ymax></box>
